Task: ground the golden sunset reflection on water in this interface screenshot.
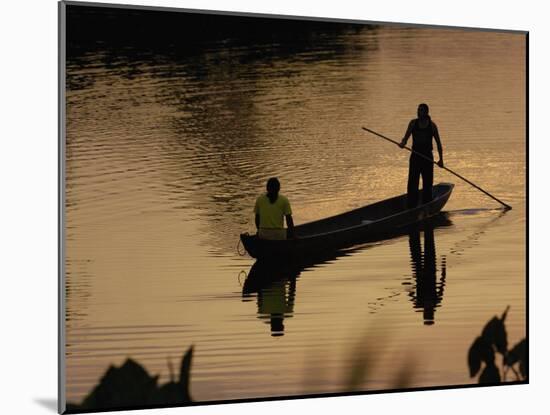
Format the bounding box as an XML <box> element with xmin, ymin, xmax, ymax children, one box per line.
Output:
<box><xmin>65</xmin><ymin>21</ymin><xmax>525</xmax><ymax>404</ymax></box>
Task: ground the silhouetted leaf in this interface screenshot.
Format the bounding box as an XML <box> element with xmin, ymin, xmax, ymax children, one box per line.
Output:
<box><xmin>151</xmin><ymin>381</ymin><xmax>187</xmax><ymax>405</ymax></box>
<box><xmin>479</xmin><ymin>363</ymin><xmax>501</xmax><ymax>384</ymax></box>
<box><xmin>505</xmin><ymin>338</ymin><xmax>526</xmax><ymax>366</ymax></box>
<box><xmin>74</xmin><ymin>347</ymin><xmax>195</xmax><ymax>410</ymax></box>
<box><xmin>179</xmin><ymin>346</ymin><xmax>194</xmax><ymax>401</ymax></box>
<box><xmin>391</xmin><ymin>360</ymin><xmax>416</xmax><ymax>389</ymax></box>
<box><xmin>482</xmin><ymin>316</ymin><xmax>508</xmax><ymax>355</ymax></box>
<box><xmin>468</xmin><ymin>336</ymin><xmax>494</xmax><ymax>377</ymax></box>
<box><xmin>80</xmin><ymin>359</ymin><xmax>159</xmax><ymax>410</ymax></box>
<box><xmin>468</xmin><ymin>308</ymin><xmax>523</xmax><ymax>383</ymax></box>
<box><xmin>505</xmin><ymin>338</ymin><xmax>527</xmax><ymax>379</ymax></box>
<box><xmin>494</xmin><ymin>322</ymin><xmax>508</xmax><ymax>354</ymax></box>
<box><xmin>481</xmin><ymin>317</ymin><xmax>498</xmax><ymax>342</ymax></box>
<box><xmin>150</xmin><ymin>346</ymin><xmax>194</xmax><ymax>405</ymax></box>
<box><xmin>468</xmin><ymin>337</ymin><xmax>482</xmax><ymax>377</ymax></box>
<box><xmin>344</xmin><ymin>347</ymin><xmax>375</xmax><ymax>391</ymax></box>
<box><xmin>520</xmin><ymin>359</ymin><xmax>527</xmax><ymax>378</ymax></box>
<box><xmin>346</xmin><ymin>358</ymin><xmax>369</xmax><ymax>390</ymax></box>
<box><xmin>500</xmin><ymin>306</ymin><xmax>510</xmax><ymax>322</ymax></box>
<box><xmin>179</xmin><ymin>346</ymin><xmax>194</xmax><ymax>388</ymax></box>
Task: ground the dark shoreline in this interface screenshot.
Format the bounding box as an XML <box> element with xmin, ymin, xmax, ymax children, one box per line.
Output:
<box><xmin>66</xmin><ymin>4</ymin><xmax>376</xmax><ymax>57</ymax></box>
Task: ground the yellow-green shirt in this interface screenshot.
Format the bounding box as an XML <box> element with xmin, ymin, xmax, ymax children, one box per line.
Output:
<box><xmin>254</xmin><ymin>194</ymin><xmax>292</xmax><ymax>229</ymax></box>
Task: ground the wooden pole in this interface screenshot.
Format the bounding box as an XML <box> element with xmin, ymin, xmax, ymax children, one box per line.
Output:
<box><xmin>362</xmin><ymin>127</ymin><xmax>512</xmax><ymax>211</ymax></box>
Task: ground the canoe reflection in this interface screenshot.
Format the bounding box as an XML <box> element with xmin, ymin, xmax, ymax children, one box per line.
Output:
<box><xmin>242</xmin><ymin>213</ymin><xmax>453</xmax><ymax>335</ymax></box>
<box><xmin>406</xmin><ymin>222</ymin><xmax>446</xmax><ymax>325</ymax></box>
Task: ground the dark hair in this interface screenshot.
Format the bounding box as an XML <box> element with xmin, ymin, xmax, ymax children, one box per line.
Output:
<box><xmin>418</xmin><ymin>103</ymin><xmax>429</xmax><ymax>113</ymax></box>
<box><xmin>266</xmin><ymin>177</ymin><xmax>280</xmax><ymax>204</ymax></box>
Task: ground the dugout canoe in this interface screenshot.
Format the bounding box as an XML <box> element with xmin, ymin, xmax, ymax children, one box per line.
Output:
<box><xmin>240</xmin><ymin>182</ymin><xmax>454</xmax><ymax>260</ymax></box>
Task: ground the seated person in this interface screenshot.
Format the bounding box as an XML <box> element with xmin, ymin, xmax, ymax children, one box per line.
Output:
<box><xmin>254</xmin><ymin>177</ymin><xmax>295</xmax><ymax>240</ymax></box>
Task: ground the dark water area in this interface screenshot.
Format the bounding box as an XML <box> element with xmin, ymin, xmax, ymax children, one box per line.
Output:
<box><xmin>64</xmin><ymin>5</ymin><xmax>526</xmax><ymax>406</ymax></box>
<box><xmin>66</xmin><ymin>5</ymin><xmax>371</xmax><ymax>56</ymax></box>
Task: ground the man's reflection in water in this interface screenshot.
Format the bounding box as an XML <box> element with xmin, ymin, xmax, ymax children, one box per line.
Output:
<box><xmin>257</xmin><ymin>278</ymin><xmax>296</xmax><ymax>336</ymax></box>
<box><xmin>408</xmin><ymin>223</ymin><xmax>447</xmax><ymax>325</ymax></box>
<box><xmin>243</xmin><ymin>262</ymin><xmax>297</xmax><ymax>337</ymax></box>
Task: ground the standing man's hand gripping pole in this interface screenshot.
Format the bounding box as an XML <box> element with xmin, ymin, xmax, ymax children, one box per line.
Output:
<box><xmin>433</xmin><ymin>123</ymin><xmax>444</xmax><ymax>168</ymax></box>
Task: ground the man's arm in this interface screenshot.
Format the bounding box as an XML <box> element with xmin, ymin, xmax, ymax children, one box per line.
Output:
<box><xmin>399</xmin><ymin>120</ymin><xmax>415</xmax><ymax>148</ymax></box>
<box><xmin>433</xmin><ymin>122</ymin><xmax>444</xmax><ymax>167</ymax></box>
<box><xmin>285</xmin><ymin>214</ymin><xmax>295</xmax><ymax>239</ymax></box>
<box><xmin>254</xmin><ymin>197</ymin><xmax>260</xmax><ymax>232</ymax></box>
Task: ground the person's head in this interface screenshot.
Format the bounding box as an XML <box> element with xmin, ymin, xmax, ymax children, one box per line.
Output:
<box><xmin>266</xmin><ymin>177</ymin><xmax>280</xmax><ymax>204</ymax></box>
<box><xmin>417</xmin><ymin>103</ymin><xmax>430</xmax><ymax>119</ymax></box>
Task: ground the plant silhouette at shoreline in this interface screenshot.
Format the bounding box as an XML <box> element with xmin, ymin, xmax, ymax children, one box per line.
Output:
<box><xmin>67</xmin><ymin>346</ymin><xmax>194</xmax><ymax>411</ymax></box>
<box><xmin>467</xmin><ymin>307</ymin><xmax>527</xmax><ymax>384</ymax></box>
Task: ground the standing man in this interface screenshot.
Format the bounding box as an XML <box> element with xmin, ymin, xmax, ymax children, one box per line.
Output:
<box><xmin>399</xmin><ymin>103</ymin><xmax>444</xmax><ymax>208</ymax></box>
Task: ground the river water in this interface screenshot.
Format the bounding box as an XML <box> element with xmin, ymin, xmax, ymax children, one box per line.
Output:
<box><xmin>64</xmin><ymin>13</ymin><xmax>526</xmax><ymax>405</ymax></box>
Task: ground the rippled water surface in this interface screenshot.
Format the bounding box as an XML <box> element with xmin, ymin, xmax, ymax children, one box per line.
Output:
<box><xmin>65</xmin><ymin>21</ymin><xmax>526</xmax><ymax>403</ymax></box>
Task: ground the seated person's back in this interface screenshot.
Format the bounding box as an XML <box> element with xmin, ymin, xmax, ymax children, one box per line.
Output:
<box><xmin>254</xmin><ymin>177</ymin><xmax>295</xmax><ymax>240</ymax></box>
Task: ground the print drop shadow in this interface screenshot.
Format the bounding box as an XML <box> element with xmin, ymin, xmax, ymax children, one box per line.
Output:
<box><xmin>34</xmin><ymin>398</ymin><xmax>57</xmax><ymax>412</ymax></box>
